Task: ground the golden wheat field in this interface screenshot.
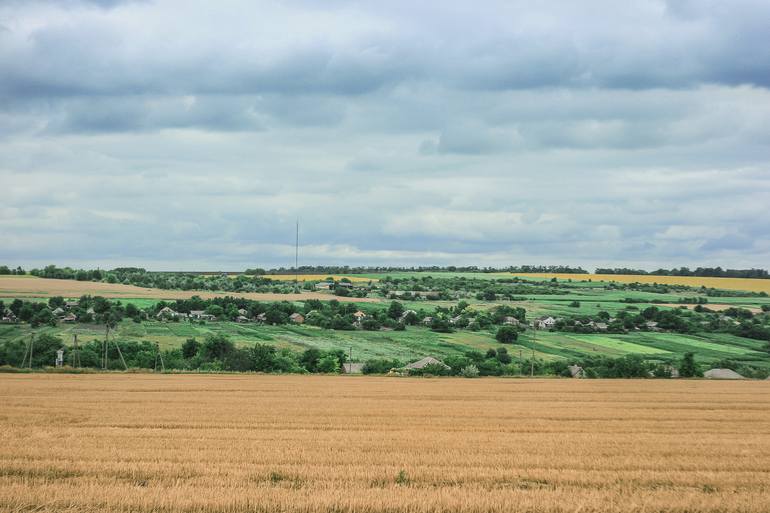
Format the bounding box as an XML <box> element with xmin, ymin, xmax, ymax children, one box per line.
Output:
<box><xmin>514</xmin><ymin>273</ymin><xmax>770</xmax><ymax>293</ymax></box>
<box><xmin>1</xmin><ymin>376</ymin><xmax>769</xmax><ymax>513</ymax></box>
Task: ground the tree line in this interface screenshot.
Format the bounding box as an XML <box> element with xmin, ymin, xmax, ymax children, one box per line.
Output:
<box><xmin>595</xmin><ymin>267</ymin><xmax>769</xmax><ymax>279</ymax></box>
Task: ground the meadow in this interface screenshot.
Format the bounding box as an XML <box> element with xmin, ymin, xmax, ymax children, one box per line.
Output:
<box><xmin>1</xmin><ymin>374</ymin><xmax>769</xmax><ymax>513</ymax></box>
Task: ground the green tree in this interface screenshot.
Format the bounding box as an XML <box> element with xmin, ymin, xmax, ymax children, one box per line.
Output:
<box><xmin>317</xmin><ymin>354</ymin><xmax>340</xmax><ymax>373</ymax></box>
<box><xmin>387</xmin><ymin>301</ymin><xmax>405</xmax><ymax>320</ymax></box>
<box><xmin>495</xmin><ymin>325</ymin><xmax>519</xmax><ymax>344</ymax></box>
<box><xmin>678</xmin><ymin>352</ymin><xmax>700</xmax><ymax>378</ymax></box>
<box><xmin>182</xmin><ymin>338</ymin><xmax>200</xmax><ymax>359</ymax></box>
<box><xmin>201</xmin><ymin>334</ymin><xmax>235</xmax><ymax>362</ymax></box>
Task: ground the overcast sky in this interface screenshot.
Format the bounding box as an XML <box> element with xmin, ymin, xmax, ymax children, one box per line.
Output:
<box><xmin>1</xmin><ymin>0</ymin><xmax>769</xmax><ymax>271</ymax></box>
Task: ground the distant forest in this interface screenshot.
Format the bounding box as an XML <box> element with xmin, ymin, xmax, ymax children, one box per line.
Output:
<box><xmin>595</xmin><ymin>267</ymin><xmax>769</xmax><ymax>279</ymax></box>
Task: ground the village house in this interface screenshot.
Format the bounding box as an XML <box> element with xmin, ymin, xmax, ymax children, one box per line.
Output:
<box><xmin>289</xmin><ymin>312</ymin><xmax>305</xmax><ymax>324</ymax></box>
<box><xmin>189</xmin><ymin>310</ymin><xmax>216</xmax><ymax>321</ymax></box>
<box><xmin>399</xmin><ymin>310</ymin><xmax>417</xmax><ymax>322</ymax></box>
<box><xmin>645</xmin><ymin>321</ymin><xmax>660</xmax><ymax>331</ymax></box>
<box><xmin>235</xmin><ymin>315</ymin><xmax>250</xmax><ymax>323</ymax></box>
<box><xmin>353</xmin><ymin>310</ymin><xmax>367</xmax><ymax>322</ymax></box>
<box><xmin>156</xmin><ymin>307</ymin><xmax>180</xmax><ymax>320</ymax></box>
<box><xmin>1</xmin><ymin>309</ymin><xmax>17</xmax><ymax>323</ymax></box>
<box><xmin>61</xmin><ymin>313</ymin><xmax>77</xmax><ymax>323</ymax></box>
<box><xmin>535</xmin><ymin>316</ymin><xmax>556</xmax><ymax>329</ymax></box>
<box><xmin>64</xmin><ymin>300</ymin><xmax>79</xmax><ymax>309</ymax></box>
<box><xmin>422</xmin><ymin>316</ymin><xmax>433</xmax><ymax>326</ymax></box>
<box><xmin>567</xmin><ymin>365</ymin><xmax>585</xmax><ymax>378</ymax></box>
<box><xmin>256</xmin><ymin>313</ymin><xmax>267</xmax><ymax>323</ymax></box>
<box><xmin>237</xmin><ymin>308</ymin><xmax>249</xmax><ymax>317</ymax></box>
<box><xmin>502</xmin><ymin>316</ymin><xmax>520</xmax><ymax>326</ymax></box>
<box><xmin>51</xmin><ymin>307</ymin><xmax>66</xmax><ymax>318</ymax></box>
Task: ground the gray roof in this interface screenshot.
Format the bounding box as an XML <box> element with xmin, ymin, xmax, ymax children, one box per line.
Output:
<box><xmin>703</xmin><ymin>368</ymin><xmax>745</xmax><ymax>380</ymax></box>
<box><xmin>405</xmin><ymin>356</ymin><xmax>449</xmax><ymax>370</ymax></box>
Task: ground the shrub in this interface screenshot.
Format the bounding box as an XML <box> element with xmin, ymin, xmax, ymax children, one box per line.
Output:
<box><xmin>460</xmin><ymin>364</ymin><xmax>479</xmax><ymax>378</ymax></box>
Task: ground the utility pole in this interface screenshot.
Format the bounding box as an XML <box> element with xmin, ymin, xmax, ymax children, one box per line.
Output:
<box><xmin>154</xmin><ymin>342</ymin><xmax>165</xmax><ymax>372</ymax></box>
<box><xmin>21</xmin><ymin>334</ymin><xmax>35</xmax><ymax>368</ymax></box>
<box><xmin>295</xmin><ymin>218</ymin><xmax>299</xmax><ymax>287</ymax></box>
<box><xmin>530</xmin><ymin>325</ymin><xmax>535</xmax><ymax>377</ymax></box>
<box><xmin>71</xmin><ymin>334</ymin><xmax>81</xmax><ymax>368</ymax></box>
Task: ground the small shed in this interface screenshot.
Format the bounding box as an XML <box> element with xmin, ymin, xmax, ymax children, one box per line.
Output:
<box><xmin>567</xmin><ymin>365</ymin><xmax>585</xmax><ymax>378</ymax></box>
<box><xmin>342</xmin><ymin>363</ymin><xmax>365</xmax><ymax>374</ymax></box>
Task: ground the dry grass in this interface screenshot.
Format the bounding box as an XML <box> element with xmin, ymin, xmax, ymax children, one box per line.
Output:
<box><xmin>1</xmin><ymin>375</ymin><xmax>769</xmax><ymax>513</ymax></box>
<box><xmin>514</xmin><ymin>273</ymin><xmax>770</xmax><ymax>293</ymax></box>
<box><xmin>0</xmin><ymin>276</ymin><xmax>379</xmax><ymax>303</ymax></box>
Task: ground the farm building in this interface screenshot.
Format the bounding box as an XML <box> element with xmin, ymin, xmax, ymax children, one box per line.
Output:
<box><xmin>342</xmin><ymin>363</ymin><xmax>364</xmax><ymax>374</ymax></box>
<box><xmin>1</xmin><ymin>309</ymin><xmax>17</xmax><ymax>323</ymax></box>
<box><xmin>535</xmin><ymin>316</ymin><xmax>556</xmax><ymax>329</ymax></box>
<box><xmin>502</xmin><ymin>316</ymin><xmax>520</xmax><ymax>326</ymax></box>
<box><xmin>156</xmin><ymin>307</ymin><xmax>180</xmax><ymax>320</ymax></box>
<box><xmin>189</xmin><ymin>310</ymin><xmax>216</xmax><ymax>321</ymax></box>
<box><xmin>61</xmin><ymin>313</ymin><xmax>77</xmax><ymax>323</ymax></box>
<box><xmin>235</xmin><ymin>316</ymin><xmax>250</xmax><ymax>323</ymax></box>
<box><xmin>289</xmin><ymin>313</ymin><xmax>305</xmax><ymax>324</ymax></box>
<box><xmin>237</xmin><ymin>308</ymin><xmax>249</xmax><ymax>317</ymax></box>
<box><xmin>52</xmin><ymin>307</ymin><xmax>65</xmax><ymax>317</ymax></box>
<box><xmin>567</xmin><ymin>365</ymin><xmax>585</xmax><ymax>378</ymax></box>
<box><xmin>704</xmin><ymin>368</ymin><xmax>745</xmax><ymax>380</ymax></box>
<box><xmin>422</xmin><ymin>316</ymin><xmax>433</xmax><ymax>326</ymax></box>
<box><xmin>405</xmin><ymin>356</ymin><xmax>450</xmax><ymax>371</ymax></box>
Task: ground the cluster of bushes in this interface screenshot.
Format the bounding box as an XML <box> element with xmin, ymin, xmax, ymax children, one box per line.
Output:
<box><xmin>379</xmin><ymin>275</ymin><xmax>568</xmax><ymax>302</ymax></box>
<box><xmin>0</xmin><ymin>333</ymin><xmax>349</xmax><ymax>373</ymax></box>
<box><xmin>0</xmin><ymin>265</ymin><xmax>25</xmax><ymax>275</ymax></box>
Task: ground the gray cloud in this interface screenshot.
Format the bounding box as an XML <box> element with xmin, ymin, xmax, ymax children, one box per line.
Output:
<box><xmin>0</xmin><ymin>1</ymin><xmax>769</xmax><ymax>270</ymax></box>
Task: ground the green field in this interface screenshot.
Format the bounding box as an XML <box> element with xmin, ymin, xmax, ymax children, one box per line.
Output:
<box><xmin>2</xmin><ymin>319</ymin><xmax>768</xmax><ymax>369</ymax></box>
